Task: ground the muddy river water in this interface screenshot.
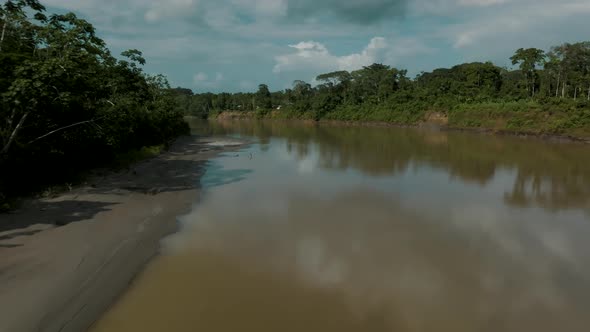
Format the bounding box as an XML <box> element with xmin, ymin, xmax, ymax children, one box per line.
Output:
<box><xmin>91</xmin><ymin>120</ymin><xmax>590</xmax><ymax>332</ymax></box>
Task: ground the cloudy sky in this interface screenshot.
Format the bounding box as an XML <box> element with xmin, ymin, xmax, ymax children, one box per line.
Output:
<box><xmin>44</xmin><ymin>0</ymin><xmax>590</xmax><ymax>93</ymax></box>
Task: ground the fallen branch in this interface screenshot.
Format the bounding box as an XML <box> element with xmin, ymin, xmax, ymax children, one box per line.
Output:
<box><xmin>27</xmin><ymin>117</ymin><xmax>105</xmax><ymax>145</ymax></box>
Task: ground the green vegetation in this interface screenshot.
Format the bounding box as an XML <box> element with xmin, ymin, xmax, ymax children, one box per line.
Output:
<box><xmin>0</xmin><ymin>1</ymin><xmax>188</xmax><ymax>207</ymax></box>
<box><xmin>177</xmin><ymin>44</ymin><xmax>590</xmax><ymax>138</ymax></box>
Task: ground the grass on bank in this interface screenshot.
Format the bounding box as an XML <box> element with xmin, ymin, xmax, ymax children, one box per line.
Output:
<box><xmin>212</xmin><ymin>99</ymin><xmax>590</xmax><ymax>139</ymax></box>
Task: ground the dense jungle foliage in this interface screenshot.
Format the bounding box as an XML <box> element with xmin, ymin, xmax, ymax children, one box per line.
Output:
<box><xmin>0</xmin><ymin>1</ymin><xmax>188</xmax><ymax>208</ymax></box>
<box><xmin>176</xmin><ymin>43</ymin><xmax>590</xmax><ymax>137</ymax></box>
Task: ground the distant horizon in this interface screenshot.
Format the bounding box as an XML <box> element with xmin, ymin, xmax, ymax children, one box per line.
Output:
<box><xmin>44</xmin><ymin>0</ymin><xmax>590</xmax><ymax>93</ymax></box>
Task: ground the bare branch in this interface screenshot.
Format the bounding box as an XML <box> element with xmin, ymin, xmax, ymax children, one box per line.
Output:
<box><xmin>27</xmin><ymin>117</ymin><xmax>104</xmax><ymax>145</ymax></box>
<box><xmin>1</xmin><ymin>112</ymin><xmax>30</xmax><ymax>155</ymax></box>
<box><xmin>0</xmin><ymin>20</ymin><xmax>8</xmax><ymax>53</ymax></box>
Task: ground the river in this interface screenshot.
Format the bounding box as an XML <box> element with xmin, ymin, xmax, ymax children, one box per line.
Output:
<box><xmin>91</xmin><ymin>120</ymin><xmax>590</xmax><ymax>332</ymax></box>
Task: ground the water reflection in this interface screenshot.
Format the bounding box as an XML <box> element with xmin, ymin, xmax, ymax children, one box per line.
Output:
<box><xmin>92</xmin><ymin>120</ymin><xmax>590</xmax><ymax>332</ymax></box>
<box><xmin>94</xmin><ymin>186</ymin><xmax>590</xmax><ymax>332</ymax></box>
<box><xmin>196</xmin><ymin>119</ymin><xmax>590</xmax><ymax>212</ymax></box>
<box><xmin>199</xmin><ymin>161</ymin><xmax>253</xmax><ymax>190</ymax></box>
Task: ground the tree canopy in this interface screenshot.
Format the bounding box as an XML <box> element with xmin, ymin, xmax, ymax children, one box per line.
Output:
<box><xmin>178</xmin><ymin>41</ymin><xmax>590</xmax><ymax>132</ymax></box>
<box><xmin>0</xmin><ymin>1</ymin><xmax>188</xmax><ymax>207</ymax></box>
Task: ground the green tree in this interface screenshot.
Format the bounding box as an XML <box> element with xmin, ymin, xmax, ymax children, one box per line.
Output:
<box><xmin>316</xmin><ymin>71</ymin><xmax>352</xmax><ymax>87</ymax></box>
<box><xmin>255</xmin><ymin>84</ymin><xmax>272</xmax><ymax>109</ymax></box>
<box><xmin>1</xmin><ymin>1</ymin><xmax>188</xmax><ymax>205</ymax></box>
<box><xmin>510</xmin><ymin>48</ymin><xmax>546</xmax><ymax>97</ymax></box>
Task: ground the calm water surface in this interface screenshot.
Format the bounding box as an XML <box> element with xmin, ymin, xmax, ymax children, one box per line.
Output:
<box><xmin>92</xmin><ymin>120</ymin><xmax>590</xmax><ymax>332</ymax></box>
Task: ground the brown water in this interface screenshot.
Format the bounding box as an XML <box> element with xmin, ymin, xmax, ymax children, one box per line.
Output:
<box><xmin>92</xmin><ymin>120</ymin><xmax>590</xmax><ymax>332</ymax></box>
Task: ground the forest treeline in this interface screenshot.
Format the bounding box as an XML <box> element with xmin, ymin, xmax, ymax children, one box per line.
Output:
<box><xmin>0</xmin><ymin>1</ymin><xmax>188</xmax><ymax>208</ymax></box>
<box><xmin>176</xmin><ymin>42</ymin><xmax>590</xmax><ymax>137</ymax></box>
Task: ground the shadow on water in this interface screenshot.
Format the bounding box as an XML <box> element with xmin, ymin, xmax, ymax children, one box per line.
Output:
<box><xmin>0</xmin><ymin>229</ymin><xmax>43</xmax><ymax>241</ymax></box>
<box><xmin>0</xmin><ymin>200</ymin><xmax>118</xmax><ymax>233</ymax></box>
<box><xmin>0</xmin><ymin>199</ymin><xmax>117</xmax><ymax>248</ymax></box>
<box><xmin>0</xmin><ymin>139</ymin><xmax>214</xmax><ymax>241</ymax></box>
<box><xmin>0</xmin><ymin>244</ymin><xmax>22</xmax><ymax>248</ymax></box>
<box><xmin>87</xmin><ymin>159</ymin><xmax>207</xmax><ymax>196</ymax></box>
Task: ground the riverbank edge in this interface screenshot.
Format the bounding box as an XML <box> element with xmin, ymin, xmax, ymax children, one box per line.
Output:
<box><xmin>0</xmin><ymin>135</ymin><xmax>247</xmax><ymax>332</ymax></box>
<box><xmin>1</xmin><ymin>140</ymin><xmax>181</xmax><ymax>213</ymax></box>
<box><xmin>211</xmin><ymin>111</ymin><xmax>590</xmax><ymax>144</ymax></box>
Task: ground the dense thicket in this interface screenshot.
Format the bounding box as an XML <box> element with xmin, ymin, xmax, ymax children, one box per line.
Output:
<box><xmin>0</xmin><ymin>1</ymin><xmax>188</xmax><ymax>206</ymax></box>
<box><xmin>179</xmin><ymin>44</ymin><xmax>590</xmax><ymax>136</ymax></box>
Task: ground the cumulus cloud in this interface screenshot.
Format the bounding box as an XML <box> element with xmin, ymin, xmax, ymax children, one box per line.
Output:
<box><xmin>273</xmin><ymin>37</ymin><xmax>388</xmax><ymax>74</ymax></box>
<box><xmin>273</xmin><ymin>37</ymin><xmax>432</xmax><ymax>75</ymax></box>
<box><xmin>42</xmin><ymin>0</ymin><xmax>590</xmax><ymax>91</ymax></box>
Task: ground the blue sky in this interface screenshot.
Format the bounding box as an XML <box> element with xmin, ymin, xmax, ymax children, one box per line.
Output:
<box><xmin>44</xmin><ymin>0</ymin><xmax>590</xmax><ymax>93</ymax></box>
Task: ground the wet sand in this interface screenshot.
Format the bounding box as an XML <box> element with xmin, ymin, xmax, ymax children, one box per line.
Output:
<box><xmin>0</xmin><ymin>136</ymin><xmax>244</xmax><ymax>332</ymax></box>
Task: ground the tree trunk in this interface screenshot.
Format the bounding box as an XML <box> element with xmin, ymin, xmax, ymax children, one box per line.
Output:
<box><xmin>562</xmin><ymin>82</ymin><xmax>566</xmax><ymax>98</ymax></box>
<box><xmin>574</xmin><ymin>87</ymin><xmax>577</xmax><ymax>100</ymax></box>
<box><xmin>532</xmin><ymin>72</ymin><xmax>537</xmax><ymax>97</ymax></box>
<box><xmin>0</xmin><ymin>19</ymin><xmax>7</xmax><ymax>52</ymax></box>
<box><xmin>587</xmin><ymin>85</ymin><xmax>590</xmax><ymax>101</ymax></box>
<box><xmin>1</xmin><ymin>112</ymin><xmax>29</xmax><ymax>155</ymax></box>
<box><xmin>556</xmin><ymin>72</ymin><xmax>560</xmax><ymax>97</ymax></box>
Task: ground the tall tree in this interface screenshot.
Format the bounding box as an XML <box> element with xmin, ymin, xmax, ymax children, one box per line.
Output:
<box><xmin>255</xmin><ymin>84</ymin><xmax>272</xmax><ymax>109</ymax></box>
<box><xmin>0</xmin><ymin>0</ymin><xmax>46</xmax><ymax>53</ymax></box>
<box><xmin>510</xmin><ymin>48</ymin><xmax>546</xmax><ymax>97</ymax></box>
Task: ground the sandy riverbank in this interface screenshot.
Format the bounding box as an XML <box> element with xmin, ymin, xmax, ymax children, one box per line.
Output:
<box><xmin>0</xmin><ymin>135</ymin><xmax>245</xmax><ymax>332</ymax></box>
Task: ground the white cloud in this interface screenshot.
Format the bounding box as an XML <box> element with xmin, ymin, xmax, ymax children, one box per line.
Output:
<box><xmin>338</xmin><ymin>37</ymin><xmax>388</xmax><ymax>71</ymax></box>
<box><xmin>273</xmin><ymin>36</ymin><xmax>432</xmax><ymax>75</ymax></box>
<box><xmin>194</xmin><ymin>72</ymin><xmax>209</xmax><ymax>82</ymax></box>
<box><xmin>273</xmin><ymin>37</ymin><xmax>387</xmax><ymax>73</ymax></box>
<box><xmin>193</xmin><ymin>71</ymin><xmax>225</xmax><ymax>89</ymax></box>
<box><xmin>273</xmin><ymin>41</ymin><xmax>338</xmax><ymax>74</ymax></box>
<box><xmin>42</xmin><ymin>0</ymin><xmax>590</xmax><ymax>91</ymax></box>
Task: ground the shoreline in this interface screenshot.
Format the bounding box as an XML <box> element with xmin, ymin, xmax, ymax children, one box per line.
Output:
<box><xmin>317</xmin><ymin>120</ymin><xmax>590</xmax><ymax>144</ymax></box>
<box><xmin>211</xmin><ymin>112</ymin><xmax>590</xmax><ymax>144</ymax></box>
<box><xmin>0</xmin><ymin>135</ymin><xmax>246</xmax><ymax>332</ymax></box>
